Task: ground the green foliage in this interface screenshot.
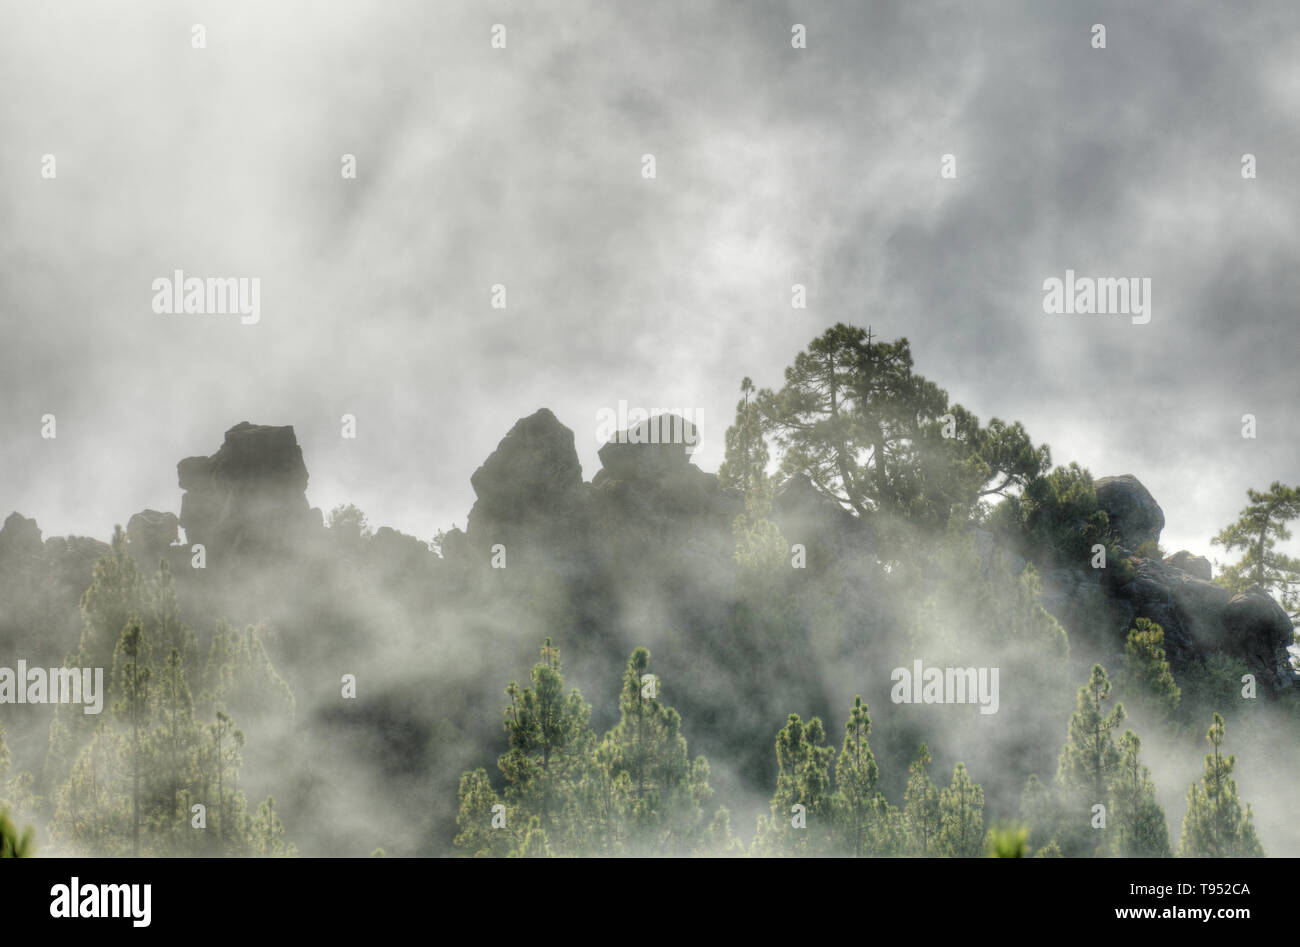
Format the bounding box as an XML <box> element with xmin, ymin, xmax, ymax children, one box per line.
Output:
<box><xmin>834</xmin><ymin>696</ymin><xmax>879</xmax><ymax>858</ymax></box>
<box><xmin>1057</xmin><ymin>665</ymin><xmax>1126</xmax><ymax>801</ymax></box>
<box><xmin>594</xmin><ymin>647</ymin><xmax>720</xmax><ymax>855</ymax></box>
<box><xmin>718</xmin><ymin>376</ymin><xmax>769</xmax><ymax>495</ymax></box>
<box><xmin>452</xmin><ymin>769</ymin><xmax>511</xmax><ymax>857</ymax></box>
<box><xmin>201</xmin><ymin>620</ymin><xmax>295</xmax><ymax>723</ymax></box>
<box><xmin>757</xmin><ymin>324</ymin><xmax>1047</xmax><ymax>528</ymax></box>
<box><xmin>195</xmin><ymin>710</ymin><xmax>251</xmax><ymax>854</ymax></box>
<box><xmin>455</xmin><ymin>641</ymin><xmax>734</xmax><ymax>856</ymax></box>
<box><xmin>1108</xmin><ymin>731</ymin><xmax>1171</xmax><ymax>857</ymax></box>
<box><xmin>327</xmin><ymin>503</ymin><xmax>373</xmax><ymax>549</ymax></box>
<box><xmin>754</xmin><ymin>713</ymin><xmax>837</xmax><ymax>855</ymax></box>
<box><xmin>1212</xmin><ymin>482</ymin><xmax>1300</xmax><ymax>621</ymax></box>
<box><xmin>903</xmin><ymin>743</ymin><xmax>941</xmax><ymax>856</ymax></box>
<box><xmin>937</xmin><ymin>762</ymin><xmax>985</xmax><ymax>857</ymax></box>
<box><xmin>1120</xmin><ymin>619</ymin><xmax>1181</xmax><ymax>720</ymax></box>
<box><xmin>991</xmin><ymin>462</ymin><xmax>1109</xmax><ymax>567</ymax></box>
<box><xmin>1018</xmin><ymin>773</ymin><xmax>1058</xmax><ymax>852</ymax></box>
<box><xmin>112</xmin><ymin>618</ymin><xmax>151</xmax><ymax>857</ymax></box>
<box><xmin>497</xmin><ymin>638</ymin><xmax>592</xmax><ymax>837</ymax></box>
<box><xmin>985</xmin><ymin>824</ymin><xmax>1029</xmax><ymax>858</ymax></box>
<box><xmin>250</xmin><ymin>795</ymin><xmax>297</xmax><ymax>857</ymax></box>
<box><xmin>731</xmin><ymin>485</ymin><xmax>788</xmax><ymax>589</ymax></box>
<box><xmin>1176</xmin><ymin>654</ymin><xmax>1254</xmax><ymax>726</ymax></box>
<box><xmin>1054</xmin><ymin>664</ymin><xmax>1126</xmax><ymax>856</ymax></box>
<box><xmin>77</xmin><ymin>525</ymin><xmax>142</xmax><ymax>670</ymax></box>
<box><xmin>1177</xmin><ymin>713</ymin><xmax>1264</xmax><ymax>857</ymax></box>
<box><xmin>832</xmin><ymin>696</ymin><xmax>906</xmax><ymax>857</ymax></box>
<box><xmin>1133</xmin><ymin>540</ymin><xmax>1164</xmax><ymax>560</ymax></box>
<box><xmin>0</xmin><ymin>809</ymin><xmax>35</xmax><ymax>857</ymax></box>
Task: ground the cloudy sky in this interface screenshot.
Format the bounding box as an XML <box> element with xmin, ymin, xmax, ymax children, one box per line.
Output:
<box><xmin>2</xmin><ymin>0</ymin><xmax>1297</xmax><ymax>560</ymax></box>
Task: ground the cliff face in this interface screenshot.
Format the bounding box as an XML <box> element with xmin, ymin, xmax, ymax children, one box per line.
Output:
<box><xmin>1030</xmin><ymin>474</ymin><xmax>1296</xmax><ymax>694</ymax></box>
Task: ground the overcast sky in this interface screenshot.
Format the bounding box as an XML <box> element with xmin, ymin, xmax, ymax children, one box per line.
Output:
<box><xmin>2</xmin><ymin>0</ymin><xmax>1297</xmax><ymax>561</ymax></box>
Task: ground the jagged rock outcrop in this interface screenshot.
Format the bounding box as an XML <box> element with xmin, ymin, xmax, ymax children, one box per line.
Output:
<box><xmin>464</xmin><ymin>409</ymin><xmax>588</xmax><ymax>567</ymax></box>
<box><xmin>1167</xmin><ymin>549</ymin><xmax>1212</xmax><ymax>580</ymax></box>
<box><xmin>1095</xmin><ymin>474</ymin><xmax>1165</xmax><ymax>549</ymax></box>
<box><xmin>0</xmin><ymin>511</ymin><xmax>43</xmax><ymax>568</ymax></box>
<box><xmin>1115</xmin><ymin>555</ymin><xmax>1294</xmax><ymax>690</ymax></box>
<box><xmin>470</xmin><ymin>409</ymin><xmax>583</xmax><ymax>519</ymax></box>
<box><xmin>177</xmin><ymin>422</ymin><xmax>319</xmax><ymax>561</ymax></box>
<box><xmin>595</xmin><ymin>414</ymin><xmax>698</xmax><ymax>482</ymax></box>
<box><xmin>588</xmin><ymin>415</ymin><xmax>739</xmax><ymax>549</ymax></box>
<box><xmin>127</xmin><ymin>509</ymin><xmax>179</xmax><ymax>565</ymax></box>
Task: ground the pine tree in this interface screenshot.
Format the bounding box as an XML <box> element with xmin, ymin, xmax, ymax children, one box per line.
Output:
<box><xmin>1177</xmin><ymin>713</ymin><xmax>1264</xmax><ymax>857</ymax></box>
<box><xmin>1211</xmin><ymin>482</ymin><xmax>1300</xmax><ymax>621</ymax></box>
<box><xmin>196</xmin><ymin>710</ymin><xmax>248</xmax><ymax>855</ymax></box>
<box><xmin>1108</xmin><ymin>731</ymin><xmax>1170</xmax><ymax>857</ymax></box>
<box><xmin>832</xmin><ymin>695</ymin><xmax>905</xmax><ymax>857</ymax></box>
<box><xmin>78</xmin><ymin>526</ymin><xmax>142</xmax><ymax>670</ymax></box>
<box><xmin>50</xmin><ymin>722</ymin><xmax>132</xmax><ymax>855</ymax></box>
<box><xmin>595</xmin><ymin>648</ymin><xmax>721</xmax><ymax>855</ymax></box>
<box><xmin>718</xmin><ymin>377</ymin><xmax>769</xmax><ymax>495</ymax></box>
<box><xmin>1055</xmin><ymin>664</ymin><xmax>1125</xmax><ymax>855</ymax></box>
<box><xmin>496</xmin><ymin>638</ymin><xmax>592</xmax><ymax>852</ymax></box>
<box><xmin>1120</xmin><ymin>619</ymin><xmax>1180</xmax><ymax>719</ymax></box>
<box><xmin>250</xmin><ymin>795</ymin><xmax>296</xmax><ymax>856</ymax></box>
<box><xmin>200</xmin><ymin>620</ymin><xmax>295</xmax><ymax>723</ymax></box>
<box><xmin>455</xmin><ymin>640</ymin><xmax>734</xmax><ymax>856</ymax></box>
<box><xmin>145</xmin><ymin>560</ymin><xmax>198</xmax><ymax>678</ymax></box>
<box><xmin>1018</xmin><ymin>773</ymin><xmax>1059</xmax><ymax>853</ymax></box>
<box><xmin>453</xmin><ymin>769</ymin><xmax>514</xmax><ymax>857</ymax></box>
<box><xmin>149</xmin><ymin>647</ymin><xmax>201</xmax><ymax>853</ymax></box>
<box><xmin>754</xmin><ymin>713</ymin><xmax>836</xmax><ymax>855</ymax></box>
<box><xmin>112</xmin><ymin>618</ymin><xmax>151</xmax><ymax>858</ymax></box>
<box><xmin>757</xmin><ymin>324</ymin><xmax>1046</xmax><ymax>526</ymax></box>
<box><xmin>903</xmin><ymin>743</ymin><xmax>941</xmax><ymax>855</ymax></box>
<box><xmin>937</xmin><ymin>762</ymin><xmax>985</xmax><ymax>857</ymax></box>
<box><xmin>46</xmin><ymin>527</ymin><xmax>143</xmax><ymax>789</ymax></box>
<box><xmin>834</xmin><ymin>696</ymin><xmax>879</xmax><ymax>857</ymax></box>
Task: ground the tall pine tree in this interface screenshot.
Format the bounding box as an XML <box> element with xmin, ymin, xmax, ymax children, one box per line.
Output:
<box><xmin>1177</xmin><ymin>713</ymin><xmax>1264</xmax><ymax>857</ymax></box>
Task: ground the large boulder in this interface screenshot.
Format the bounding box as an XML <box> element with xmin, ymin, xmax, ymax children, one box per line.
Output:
<box><xmin>1109</xmin><ymin>556</ymin><xmax>1294</xmax><ymax>692</ymax></box>
<box><xmin>1223</xmin><ymin>589</ymin><xmax>1297</xmax><ymax>686</ymax></box>
<box><xmin>468</xmin><ymin>408</ymin><xmax>583</xmax><ymax>521</ymax></box>
<box><xmin>177</xmin><ymin>422</ymin><xmax>315</xmax><ymax>558</ymax></box>
<box><xmin>127</xmin><ymin>509</ymin><xmax>179</xmax><ymax>564</ymax></box>
<box><xmin>1167</xmin><ymin>549</ymin><xmax>1212</xmax><ymax>580</ymax></box>
<box><xmin>1095</xmin><ymin>474</ymin><xmax>1165</xmax><ymax>549</ymax></box>
<box><xmin>596</xmin><ymin>414</ymin><xmax>697</xmax><ymax>482</ymax></box>
<box><xmin>465</xmin><ymin>409</ymin><xmax>589</xmax><ymax>569</ymax></box>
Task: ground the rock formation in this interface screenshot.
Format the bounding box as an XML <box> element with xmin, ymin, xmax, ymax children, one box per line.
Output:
<box><xmin>1095</xmin><ymin>474</ymin><xmax>1165</xmax><ymax>549</ymax></box>
<box><xmin>177</xmin><ymin>422</ymin><xmax>320</xmax><ymax>562</ymax></box>
<box><xmin>127</xmin><ymin>509</ymin><xmax>180</xmax><ymax>566</ymax></box>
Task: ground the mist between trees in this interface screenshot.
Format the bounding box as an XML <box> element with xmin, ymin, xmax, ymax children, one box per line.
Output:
<box><xmin>1</xmin><ymin>324</ymin><xmax>1296</xmax><ymax>857</ymax></box>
